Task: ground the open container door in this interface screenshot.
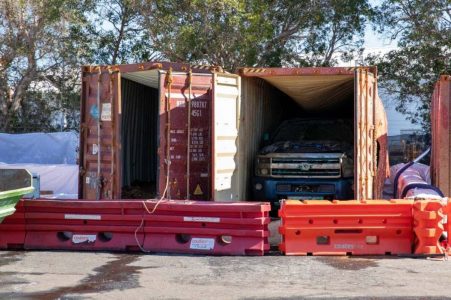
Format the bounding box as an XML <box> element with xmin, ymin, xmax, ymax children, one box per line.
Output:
<box><xmin>212</xmin><ymin>73</ymin><xmax>241</xmax><ymax>201</ymax></box>
<box><xmin>79</xmin><ymin>67</ymin><xmax>122</xmax><ymax>200</ymax></box>
<box><xmin>354</xmin><ymin>68</ymin><xmax>376</xmax><ymax>200</ymax></box>
<box><xmin>158</xmin><ymin>70</ymin><xmax>213</xmax><ymax>200</ymax></box>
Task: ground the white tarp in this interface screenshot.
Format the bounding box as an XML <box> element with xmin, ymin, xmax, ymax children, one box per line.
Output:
<box><xmin>0</xmin><ymin>132</ymin><xmax>79</xmax><ymax>199</ymax></box>
<box><xmin>0</xmin><ymin>163</ymin><xmax>78</xmax><ymax>199</ymax></box>
<box><xmin>0</xmin><ymin>132</ymin><xmax>78</xmax><ymax>164</ymax></box>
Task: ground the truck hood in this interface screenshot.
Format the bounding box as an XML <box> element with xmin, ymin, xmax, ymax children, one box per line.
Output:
<box><xmin>260</xmin><ymin>140</ymin><xmax>353</xmax><ymax>155</ymax></box>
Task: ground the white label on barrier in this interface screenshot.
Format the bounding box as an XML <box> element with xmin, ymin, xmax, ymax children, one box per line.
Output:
<box><xmin>65</xmin><ymin>214</ymin><xmax>101</xmax><ymax>220</ymax></box>
<box><xmin>334</xmin><ymin>244</ymin><xmax>363</xmax><ymax>250</ymax></box>
<box><xmin>183</xmin><ymin>217</ymin><xmax>220</xmax><ymax>223</ymax></box>
<box><xmin>72</xmin><ymin>234</ymin><xmax>97</xmax><ymax>244</ymax></box>
<box><xmin>190</xmin><ymin>238</ymin><xmax>215</xmax><ymax>250</ymax></box>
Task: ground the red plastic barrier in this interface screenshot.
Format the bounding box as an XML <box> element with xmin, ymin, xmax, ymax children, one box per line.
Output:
<box><xmin>279</xmin><ymin>200</ymin><xmax>414</xmax><ymax>256</ymax></box>
<box><xmin>0</xmin><ymin>200</ymin><xmax>26</xmax><ymax>249</ymax></box>
<box><xmin>20</xmin><ymin>199</ymin><xmax>270</xmax><ymax>255</ymax></box>
<box><xmin>413</xmin><ymin>200</ymin><xmax>444</xmax><ymax>255</ymax></box>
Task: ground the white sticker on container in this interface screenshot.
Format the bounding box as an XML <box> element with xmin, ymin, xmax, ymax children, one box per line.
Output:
<box><xmin>72</xmin><ymin>234</ymin><xmax>96</xmax><ymax>244</ymax></box>
<box><xmin>85</xmin><ymin>177</ymin><xmax>90</xmax><ymax>184</ymax></box>
<box><xmin>92</xmin><ymin>144</ymin><xmax>99</xmax><ymax>155</ymax></box>
<box><xmin>190</xmin><ymin>238</ymin><xmax>215</xmax><ymax>250</ymax></box>
<box><xmin>183</xmin><ymin>217</ymin><xmax>220</xmax><ymax>223</ymax></box>
<box><xmin>101</xmin><ymin>103</ymin><xmax>112</xmax><ymax>121</ymax></box>
<box><xmin>65</xmin><ymin>214</ymin><xmax>101</xmax><ymax>220</ymax></box>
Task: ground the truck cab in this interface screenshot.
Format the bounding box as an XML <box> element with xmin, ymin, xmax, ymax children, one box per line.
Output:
<box><xmin>252</xmin><ymin>118</ymin><xmax>354</xmax><ymax>214</ymax></box>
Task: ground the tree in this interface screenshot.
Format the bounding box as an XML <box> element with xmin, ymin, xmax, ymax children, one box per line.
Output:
<box><xmin>0</xmin><ymin>0</ymin><xmax>93</xmax><ymax>132</ymax></box>
<box><xmin>301</xmin><ymin>0</ymin><xmax>374</xmax><ymax>66</ymax></box>
<box><xmin>140</xmin><ymin>0</ymin><xmax>273</xmax><ymax>71</ymax></box>
<box><xmin>141</xmin><ymin>0</ymin><xmax>374</xmax><ymax>70</ymax></box>
<box><xmin>369</xmin><ymin>0</ymin><xmax>451</xmax><ymax>131</ymax></box>
<box><xmin>88</xmin><ymin>0</ymin><xmax>160</xmax><ymax>65</ymax></box>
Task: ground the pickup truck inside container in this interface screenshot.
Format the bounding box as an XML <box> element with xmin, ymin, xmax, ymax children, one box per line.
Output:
<box><xmin>238</xmin><ymin>68</ymin><xmax>385</xmax><ymax>213</ymax></box>
<box><xmin>253</xmin><ymin>118</ymin><xmax>354</xmax><ymax>205</ymax></box>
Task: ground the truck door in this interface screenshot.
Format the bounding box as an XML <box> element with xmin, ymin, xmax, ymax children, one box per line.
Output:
<box><xmin>79</xmin><ymin>68</ymin><xmax>121</xmax><ymax>200</ymax></box>
<box><xmin>212</xmin><ymin>73</ymin><xmax>241</xmax><ymax>201</ymax></box>
<box><xmin>354</xmin><ymin>68</ymin><xmax>376</xmax><ymax>200</ymax></box>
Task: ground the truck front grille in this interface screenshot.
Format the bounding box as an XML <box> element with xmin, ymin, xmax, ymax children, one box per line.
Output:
<box><xmin>270</xmin><ymin>157</ymin><xmax>341</xmax><ymax>178</ymax></box>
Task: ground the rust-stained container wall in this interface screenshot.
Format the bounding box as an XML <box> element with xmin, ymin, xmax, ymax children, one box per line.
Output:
<box><xmin>79</xmin><ymin>63</ymin><xmax>387</xmax><ymax>202</ymax></box>
<box><xmin>79</xmin><ymin>62</ymin><xmax>217</xmax><ymax>200</ymax></box>
<box><xmin>237</xmin><ymin>67</ymin><xmax>388</xmax><ymax>201</ymax></box>
<box><xmin>431</xmin><ymin>75</ymin><xmax>451</xmax><ymax>196</ymax></box>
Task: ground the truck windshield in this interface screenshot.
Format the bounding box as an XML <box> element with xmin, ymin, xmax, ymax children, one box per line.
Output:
<box><xmin>272</xmin><ymin>119</ymin><xmax>353</xmax><ymax>144</ymax></box>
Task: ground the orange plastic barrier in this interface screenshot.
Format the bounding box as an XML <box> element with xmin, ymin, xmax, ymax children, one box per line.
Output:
<box><xmin>413</xmin><ymin>200</ymin><xmax>444</xmax><ymax>255</ymax></box>
<box><xmin>279</xmin><ymin>200</ymin><xmax>414</xmax><ymax>256</ymax></box>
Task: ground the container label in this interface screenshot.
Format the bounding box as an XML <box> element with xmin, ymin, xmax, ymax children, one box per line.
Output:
<box><xmin>72</xmin><ymin>234</ymin><xmax>96</xmax><ymax>244</ymax></box>
<box><xmin>65</xmin><ymin>214</ymin><xmax>101</xmax><ymax>220</ymax></box>
<box><xmin>190</xmin><ymin>238</ymin><xmax>215</xmax><ymax>250</ymax></box>
<box><xmin>101</xmin><ymin>103</ymin><xmax>112</xmax><ymax>121</ymax></box>
<box><xmin>183</xmin><ymin>217</ymin><xmax>220</xmax><ymax>223</ymax></box>
<box><xmin>92</xmin><ymin>144</ymin><xmax>99</xmax><ymax>155</ymax></box>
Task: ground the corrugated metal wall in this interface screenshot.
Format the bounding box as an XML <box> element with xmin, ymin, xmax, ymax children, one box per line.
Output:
<box><xmin>121</xmin><ymin>78</ymin><xmax>159</xmax><ymax>188</ymax></box>
<box><xmin>239</xmin><ymin>77</ymin><xmax>301</xmax><ymax>199</ymax></box>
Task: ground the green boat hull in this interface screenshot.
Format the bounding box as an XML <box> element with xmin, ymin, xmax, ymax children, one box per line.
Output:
<box><xmin>0</xmin><ymin>169</ymin><xmax>34</xmax><ymax>224</ymax></box>
<box><xmin>0</xmin><ymin>187</ymin><xmax>34</xmax><ymax>223</ymax></box>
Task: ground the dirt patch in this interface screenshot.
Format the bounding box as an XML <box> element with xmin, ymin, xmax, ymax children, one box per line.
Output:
<box><xmin>9</xmin><ymin>254</ymin><xmax>145</xmax><ymax>299</ymax></box>
<box><xmin>315</xmin><ymin>256</ymin><xmax>378</xmax><ymax>270</ymax></box>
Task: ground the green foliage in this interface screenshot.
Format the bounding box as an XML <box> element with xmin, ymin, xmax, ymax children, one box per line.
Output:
<box><xmin>87</xmin><ymin>0</ymin><xmax>160</xmax><ymax>65</ymax></box>
<box><xmin>142</xmin><ymin>0</ymin><xmax>374</xmax><ymax>70</ymax></box>
<box><xmin>0</xmin><ymin>0</ymin><xmax>448</xmax><ymax>133</ymax></box>
<box><xmin>0</xmin><ymin>0</ymin><xmax>94</xmax><ymax>132</ymax></box>
<box><xmin>143</xmin><ymin>0</ymin><xmax>272</xmax><ymax>70</ymax></box>
<box><xmin>368</xmin><ymin>0</ymin><xmax>451</xmax><ymax>131</ymax></box>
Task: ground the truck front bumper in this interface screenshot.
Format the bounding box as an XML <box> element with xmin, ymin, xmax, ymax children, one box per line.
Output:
<box><xmin>251</xmin><ymin>177</ymin><xmax>353</xmax><ymax>213</ymax></box>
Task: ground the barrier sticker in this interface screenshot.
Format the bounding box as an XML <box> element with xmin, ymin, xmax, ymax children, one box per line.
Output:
<box><xmin>65</xmin><ymin>214</ymin><xmax>101</xmax><ymax>220</ymax></box>
<box><xmin>183</xmin><ymin>217</ymin><xmax>220</xmax><ymax>223</ymax></box>
<box><xmin>190</xmin><ymin>238</ymin><xmax>215</xmax><ymax>250</ymax></box>
<box><xmin>72</xmin><ymin>234</ymin><xmax>97</xmax><ymax>244</ymax></box>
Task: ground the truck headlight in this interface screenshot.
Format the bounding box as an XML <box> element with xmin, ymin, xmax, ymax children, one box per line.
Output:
<box><xmin>259</xmin><ymin>168</ymin><xmax>269</xmax><ymax>175</ymax></box>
